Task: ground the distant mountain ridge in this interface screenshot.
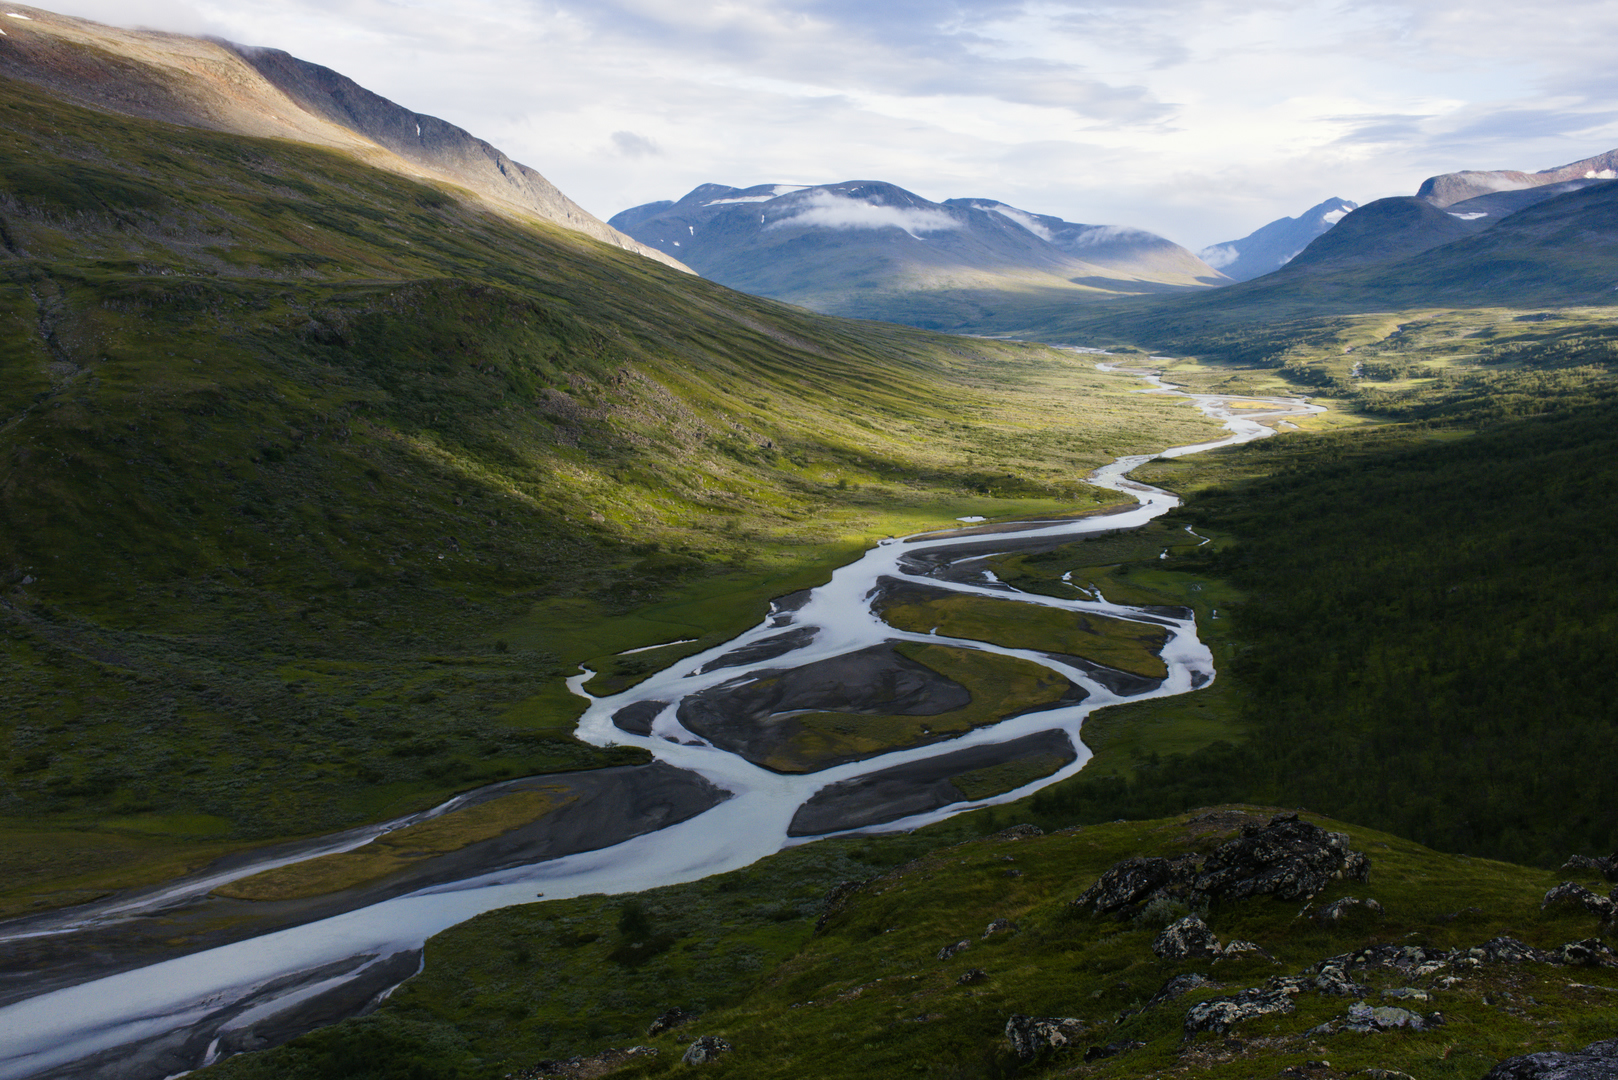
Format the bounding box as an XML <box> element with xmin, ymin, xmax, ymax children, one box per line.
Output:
<box><xmin>0</xmin><ymin>3</ymin><xmax>685</xmax><ymax>269</ymax></box>
<box><xmin>609</xmin><ymin>181</ymin><xmax>1226</xmax><ymax>330</ymax></box>
<box><xmin>1198</xmin><ymin>197</ymin><xmax>1358</xmax><ymax>282</ymax></box>
<box><xmin>1416</xmin><ymin>148</ymin><xmax>1618</xmax><ymax>208</ymax></box>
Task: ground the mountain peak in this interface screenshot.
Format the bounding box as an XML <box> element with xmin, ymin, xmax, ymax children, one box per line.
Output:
<box><xmin>1417</xmin><ymin>148</ymin><xmax>1618</xmax><ymax>207</ymax></box>
<box><xmin>1197</xmin><ymin>197</ymin><xmax>1359</xmax><ymax>282</ymax></box>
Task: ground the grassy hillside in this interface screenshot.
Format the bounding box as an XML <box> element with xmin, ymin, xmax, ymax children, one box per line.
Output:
<box><xmin>200</xmin><ymin>808</ymin><xmax>1618</xmax><ymax>1080</ymax></box>
<box><xmin>0</xmin><ymin>73</ymin><xmax>1224</xmax><ymax>913</ymax></box>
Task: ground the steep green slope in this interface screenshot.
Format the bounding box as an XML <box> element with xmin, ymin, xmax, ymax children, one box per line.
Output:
<box><xmin>0</xmin><ymin>74</ymin><xmax>1222</xmax><ymax>912</ymax></box>
<box><xmin>200</xmin><ymin>809</ymin><xmax>1618</xmax><ymax>1080</ymax></box>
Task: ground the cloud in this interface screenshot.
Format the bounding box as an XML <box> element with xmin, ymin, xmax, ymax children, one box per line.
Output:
<box><xmin>767</xmin><ymin>191</ymin><xmax>962</xmax><ymax>236</ymax></box>
<box><xmin>611</xmin><ymin>130</ymin><xmax>661</xmax><ymax>157</ymax></box>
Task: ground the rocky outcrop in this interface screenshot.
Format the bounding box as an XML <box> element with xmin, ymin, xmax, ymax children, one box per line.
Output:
<box><xmin>982</xmin><ymin>918</ymin><xmax>1018</xmax><ymax>938</ymax></box>
<box><xmin>1152</xmin><ymin>916</ymin><xmax>1221</xmax><ymax>960</ymax></box>
<box><xmin>1072</xmin><ymin>856</ymin><xmax>1196</xmax><ymax>917</ymax></box>
<box><xmin>1005</xmin><ymin>1015</ymin><xmax>1087</xmax><ymax>1060</ymax></box>
<box><xmin>814</xmin><ymin>879</ymin><xmax>868</xmax><ymax>932</ymax></box>
<box><xmin>957</xmin><ymin>968</ymin><xmax>988</xmax><ymax>985</ymax></box>
<box><xmin>1561</xmin><ymin>852</ymin><xmax>1618</xmax><ymax>883</ymax></box>
<box><xmin>1308</xmin><ymin>1002</ymin><xmax>1443</xmax><ymax>1036</ymax></box>
<box><xmin>937</xmin><ymin>940</ymin><xmax>971</xmax><ymax>961</ymax></box>
<box><xmin>1084</xmin><ymin>1039</ymin><xmax>1145</xmax><ymax>1062</ymax></box>
<box><xmin>1542</xmin><ymin>882</ymin><xmax>1617</xmax><ymax>922</ymax></box>
<box><xmin>1484</xmin><ymin>1038</ymin><xmax>1618</xmax><ymax>1079</ymax></box>
<box><xmin>506</xmin><ymin>1047</ymin><xmax>658</xmax><ymax>1079</ymax></box>
<box><xmin>1073</xmin><ymin>814</ymin><xmax>1371</xmax><ymax>918</ymax></box>
<box><xmin>1146</xmin><ymin>973</ymin><xmax>1221</xmax><ymax>1010</ymax></box>
<box><xmin>1183</xmin><ymin>987</ymin><xmax>1297</xmax><ymax>1035</ymax></box>
<box><xmin>1193</xmin><ymin>814</ymin><xmax>1370</xmax><ymax>903</ymax></box>
<box><xmin>681</xmin><ymin>1037</ymin><xmax>732</xmax><ymax>1065</ymax></box>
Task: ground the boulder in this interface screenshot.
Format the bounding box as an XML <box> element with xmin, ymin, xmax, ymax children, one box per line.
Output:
<box><xmin>1004</xmin><ymin>1014</ymin><xmax>1086</xmax><ymax>1060</ymax></box>
<box><xmin>937</xmin><ymin>939</ymin><xmax>971</xmax><ymax>961</ymax></box>
<box><xmin>1549</xmin><ymin>939</ymin><xmax>1618</xmax><ymax>968</ymax></box>
<box><xmin>1560</xmin><ymin>852</ymin><xmax>1618</xmax><ymax>883</ymax></box>
<box><xmin>1184</xmin><ymin>987</ymin><xmax>1297</xmax><ymax>1035</ymax></box>
<box><xmin>681</xmin><ymin>1037</ymin><xmax>732</xmax><ymax>1065</ymax></box>
<box><xmin>1193</xmin><ymin>814</ymin><xmax>1370</xmax><ymax>904</ymax></box>
<box><xmin>1219</xmin><ymin>940</ymin><xmax>1272</xmax><ymax>960</ymax></box>
<box><xmin>1146</xmin><ymin>972</ymin><xmax>1220</xmax><ymax>1009</ymax></box>
<box><xmin>1072</xmin><ymin>856</ymin><xmax>1183</xmax><ymax>917</ymax></box>
<box><xmin>1315</xmin><ymin>896</ymin><xmax>1384</xmax><ymax>926</ymax></box>
<box><xmin>1152</xmin><ymin>915</ymin><xmax>1221</xmax><ymax>960</ymax></box>
<box><xmin>1484</xmin><ymin>1038</ymin><xmax>1618</xmax><ymax>1079</ymax></box>
<box><xmin>957</xmin><ymin>968</ymin><xmax>988</xmax><ymax>985</ymax></box>
<box><xmin>1542</xmin><ymin>881</ymin><xmax>1617</xmax><ymax>922</ymax></box>
<box><xmin>646</xmin><ymin>1007</ymin><xmax>696</xmax><ymax>1037</ymax></box>
<box><xmin>1309</xmin><ymin>960</ymin><xmax>1369</xmax><ymax>997</ymax></box>
<box><xmin>1343</xmin><ymin>1002</ymin><xmax>1435</xmax><ymax>1032</ymax></box>
<box><xmin>982</xmin><ymin>918</ymin><xmax>1018</xmax><ymax>938</ymax></box>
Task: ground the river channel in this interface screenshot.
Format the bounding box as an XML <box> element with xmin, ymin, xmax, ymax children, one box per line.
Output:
<box><xmin>0</xmin><ymin>365</ymin><xmax>1322</xmax><ymax>1079</ymax></box>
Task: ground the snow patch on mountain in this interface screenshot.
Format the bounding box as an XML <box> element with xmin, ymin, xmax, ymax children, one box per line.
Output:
<box><xmin>706</xmin><ymin>185</ymin><xmax>807</xmax><ymax>206</ymax></box>
<box><xmin>766</xmin><ymin>191</ymin><xmax>961</xmax><ymax>237</ymax></box>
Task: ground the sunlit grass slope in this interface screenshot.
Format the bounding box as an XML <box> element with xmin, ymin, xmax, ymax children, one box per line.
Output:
<box><xmin>0</xmin><ymin>74</ymin><xmax>1224</xmax><ymax>911</ymax></box>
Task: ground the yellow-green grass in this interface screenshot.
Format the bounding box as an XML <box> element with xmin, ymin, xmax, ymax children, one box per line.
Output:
<box><xmin>213</xmin><ymin>789</ymin><xmax>572</xmax><ymax>902</ymax></box>
<box><xmin>759</xmin><ymin>643</ymin><xmax>1076</xmax><ymax>773</ymax></box>
<box><xmin>878</xmin><ymin>592</ymin><xmax>1169</xmax><ymax>678</ymax></box>
<box><xmin>949</xmin><ymin>752</ymin><xmax>1071</xmax><ymax>801</ymax></box>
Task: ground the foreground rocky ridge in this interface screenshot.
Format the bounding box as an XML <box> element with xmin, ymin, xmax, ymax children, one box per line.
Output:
<box><xmin>200</xmin><ymin>807</ymin><xmax>1618</xmax><ymax>1080</ymax></box>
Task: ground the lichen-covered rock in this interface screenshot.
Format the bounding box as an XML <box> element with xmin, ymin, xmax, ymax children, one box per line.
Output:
<box><xmin>957</xmin><ymin>967</ymin><xmax>988</xmax><ymax>985</ymax></box>
<box><xmin>1483</xmin><ymin>1038</ymin><xmax>1618</xmax><ymax>1079</ymax></box>
<box><xmin>1183</xmin><ymin>987</ymin><xmax>1297</xmax><ymax>1035</ymax></box>
<box><xmin>1219</xmin><ymin>940</ymin><xmax>1271</xmax><ymax>960</ymax></box>
<box><xmin>681</xmin><ymin>1036</ymin><xmax>732</xmax><ymax>1065</ymax></box>
<box><xmin>1309</xmin><ymin>960</ymin><xmax>1369</xmax><ymax>997</ymax></box>
<box><xmin>1316</xmin><ymin>896</ymin><xmax>1384</xmax><ymax>926</ymax></box>
<box><xmin>937</xmin><ymin>939</ymin><xmax>971</xmax><ymax>961</ymax></box>
<box><xmin>1343</xmin><ymin>1002</ymin><xmax>1434</xmax><ymax>1032</ymax></box>
<box><xmin>1152</xmin><ymin>915</ymin><xmax>1221</xmax><ymax>960</ymax></box>
<box><xmin>1193</xmin><ymin>814</ymin><xmax>1370</xmax><ymax>904</ymax></box>
<box><xmin>1472</xmin><ymin>936</ymin><xmax>1549</xmax><ymax>964</ymax></box>
<box><xmin>1560</xmin><ymin>852</ymin><xmax>1618</xmax><ymax>883</ymax></box>
<box><xmin>1004</xmin><ymin>1014</ymin><xmax>1086</xmax><ymax>1060</ymax></box>
<box><xmin>1542</xmin><ymin>881</ymin><xmax>1617</xmax><ymax>921</ymax></box>
<box><xmin>982</xmin><ymin>918</ymin><xmax>1018</xmax><ymax>938</ymax></box>
<box><xmin>1549</xmin><ymin>939</ymin><xmax>1618</xmax><ymax>968</ymax></box>
<box><xmin>647</xmin><ymin>1007</ymin><xmax>697</xmax><ymax>1037</ymax></box>
<box><xmin>1072</xmin><ymin>856</ymin><xmax>1180</xmax><ymax>916</ymax></box>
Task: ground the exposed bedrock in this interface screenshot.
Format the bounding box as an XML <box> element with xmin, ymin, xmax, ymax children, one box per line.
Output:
<box><xmin>787</xmin><ymin>729</ymin><xmax>1077</xmax><ymax>836</ymax></box>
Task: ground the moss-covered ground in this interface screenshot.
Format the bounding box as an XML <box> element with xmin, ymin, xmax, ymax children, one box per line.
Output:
<box><xmin>201</xmin><ymin>808</ymin><xmax>1618</xmax><ymax>1080</ymax></box>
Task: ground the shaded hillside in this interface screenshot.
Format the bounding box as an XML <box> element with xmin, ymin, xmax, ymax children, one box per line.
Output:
<box><xmin>1198</xmin><ymin>196</ymin><xmax>1356</xmax><ymax>282</ymax></box>
<box><xmin>0</xmin><ymin>69</ymin><xmax>1222</xmax><ymax>909</ymax></box>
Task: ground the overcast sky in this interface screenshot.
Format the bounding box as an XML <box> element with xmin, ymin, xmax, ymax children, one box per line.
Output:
<box><xmin>50</xmin><ymin>0</ymin><xmax>1618</xmax><ymax>249</ymax></box>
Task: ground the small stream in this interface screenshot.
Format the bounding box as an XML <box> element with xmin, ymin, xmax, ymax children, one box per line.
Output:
<box><xmin>0</xmin><ymin>366</ymin><xmax>1321</xmax><ymax>1079</ymax></box>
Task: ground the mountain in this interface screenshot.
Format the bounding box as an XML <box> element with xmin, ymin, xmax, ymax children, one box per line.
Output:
<box><xmin>1197</xmin><ymin>197</ymin><xmax>1357</xmax><ymax>281</ymax></box>
<box><xmin>1416</xmin><ymin>147</ymin><xmax>1618</xmax><ymax>207</ymax></box>
<box><xmin>0</xmin><ymin>3</ymin><xmax>684</xmax><ymax>270</ymax></box>
<box><xmin>608</xmin><ymin>181</ymin><xmax>1227</xmax><ymax>330</ymax></box>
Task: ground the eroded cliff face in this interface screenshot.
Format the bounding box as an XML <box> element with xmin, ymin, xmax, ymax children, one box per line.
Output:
<box><xmin>0</xmin><ymin>3</ymin><xmax>687</xmax><ymax>269</ymax></box>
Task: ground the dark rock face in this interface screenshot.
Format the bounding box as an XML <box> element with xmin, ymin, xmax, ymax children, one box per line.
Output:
<box><xmin>1085</xmin><ymin>1040</ymin><xmax>1145</xmax><ymax>1062</ymax></box>
<box><xmin>646</xmin><ymin>1007</ymin><xmax>696</xmax><ymax>1037</ymax></box>
<box><xmin>1484</xmin><ymin>1038</ymin><xmax>1618</xmax><ymax>1079</ymax></box>
<box><xmin>1152</xmin><ymin>915</ymin><xmax>1220</xmax><ymax>961</ymax></box>
<box><xmin>1194</xmin><ymin>814</ymin><xmax>1369</xmax><ymax>903</ymax></box>
<box><xmin>1183</xmin><ymin>988</ymin><xmax>1296</xmax><ymax>1035</ymax></box>
<box><xmin>1073</xmin><ymin>814</ymin><xmax>1371</xmax><ymax>919</ymax></box>
<box><xmin>1561</xmin><ymin>852</ymin><xmax>1618</xmax><ymax>883</ymax></box>
<box><xmin>1072</xmin><ymin>856</ymin><xmax>1195</xmax><ymax>917</ymax></box>
<box><xmin>681</xmin><ymin>1036</ymin><xmax>732</xmax><ymax>1065</ymax></box>
<box><xmin>1543</xmin><ymin>881</ymin><xmax>1617</xmax><ymax>922</ymax></box>
<box><xmin>1004</xmin><ymin>1015</ymin><xmax>1087</xmax><ymax>1060</ymax></box>
<box><xmin>1146</xmin><ymin>973</ymin><xmax>1220</xmax><ymax>1010</ymax></box>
